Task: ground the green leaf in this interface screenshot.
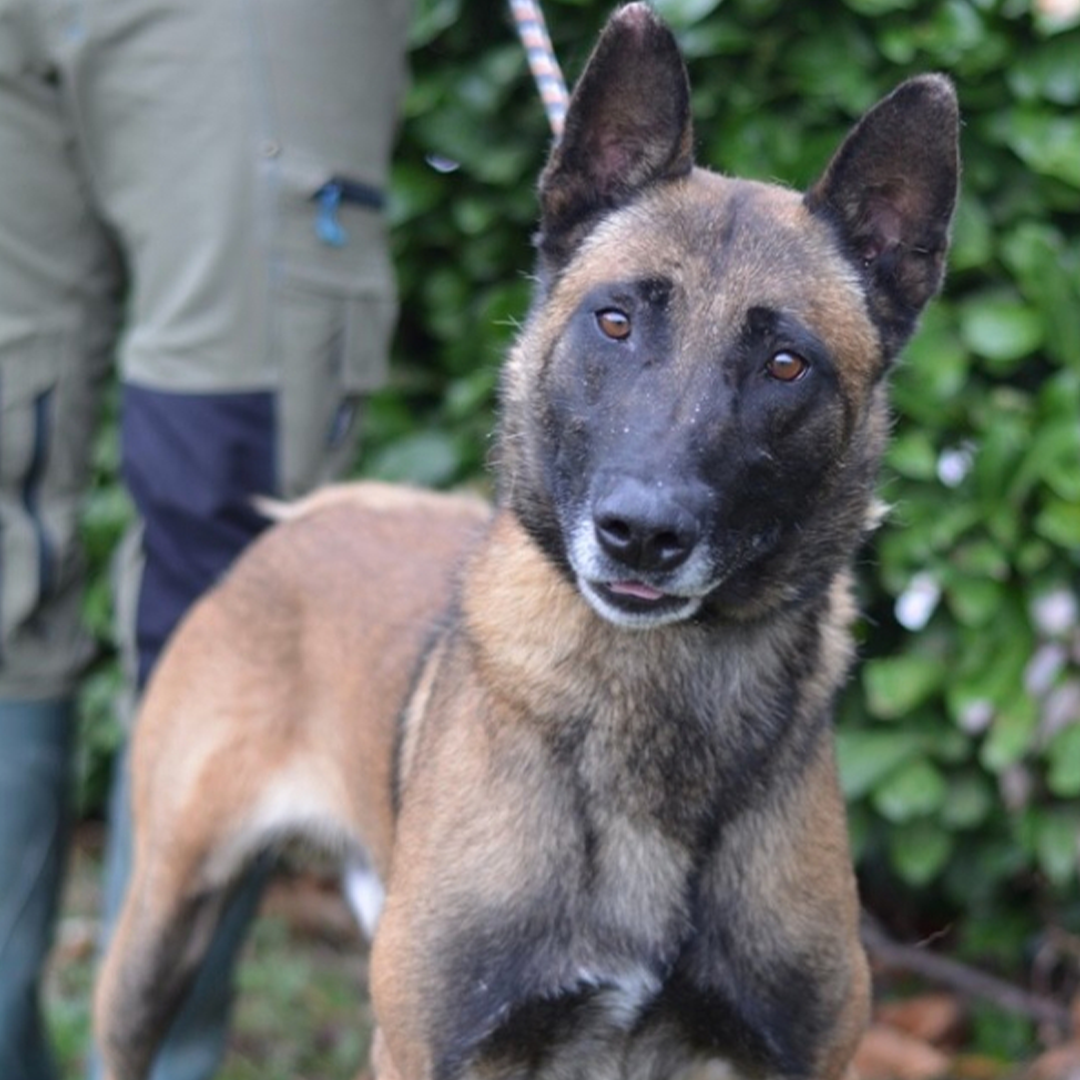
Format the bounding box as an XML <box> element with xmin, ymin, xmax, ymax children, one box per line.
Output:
<box><xmin>842</xmin><ymin>0</ymin><xmax>916</xmax><ymax>12</ymax></box>
<box><xmin>959</xmin><ymin>293</ymin><xmax>1044</xmax><ymax>370</ymax></box>
<box><xmin>1035</xmin><ymin>497</ymin><xmax>1080</xmax><ymax>548</ymax></box>
<box><xmin>980</xmin><ymin>691</ymin><xmax>1039</xmax><ymax>772</ymax></box>
<box><xmin>887</xmin><ymin>431</ymin><xmax>938</xmax><ymax>481</ymax></box>
<box><xmin>949</xmin><ymin>614</ymin><xmax>1033</xmax><ymax>728</ymax></box>
<box><xmin>951</xmin><ymin>538</ymin><xmax>1009</xmax><ymax>580</ymax></box>
<box><xmin>898</xmin><ymin>303</ymin><xmax>968</xmax><ymax>410</ymax></box>
<box><xmin>1010</xmin><ymin>417</ymin><xmax>1080</xmax><ymax>504</ymax></box>
<box><xmin>949</xmin><ymin>195</ymin><xmax>994</xmax><ymax>272</ymax></box>
<box><xmin>408</xmin><ymin>0</ymin><xmax>461</xmax><ymax>48</ymax></box>
<box><xmin>366</xmin><ymin>430</ymin><xmax>464</xmax><ymax>488</ymax></box>
<box><xmin>836</xmin><ymin>729</ymin><xmax>928</xmax><ymax>799</ymax></box>
<box><xmin>872</xmin><ymin>758</ymin><xmax>948</xmax><ymax>823</ymax></box>
<box><xmin>652</xmin><ymin>0</ymin><xmax>726</xmax><ymax>26</ymax></box>
<box><xmin>1033</xmin><ymin>0</ymin><xmax>1080</xmax><ymax>34</ymax></box>
<box><xmin>999</xmin><ymin>224</ymin><xmax>1080</xmax><ymax>368</ymax></box>
<box><xmin>1034</xmin><ymin>809</ymin><xmax>1080</xmax><ymax>886</ymax></box>
<box><xmin>785</xmin><ymin>33</ymin><xmax>878</xmax><ymax>113</ymax></box>
<box><xmin>945</xmin><ymin>574</ymin><xmax>1003</xmax><ymax>628</ymax></box>
<box><xmin>972</xmin><ymin>397</ymin><xmax>1032</xmax><ymax>502</ymax></box>
<box><xmin>445</xmin><ymin>369</ymin><xmax>498</xmax><ymax>424</ymax></box>
<box><xmin>890</xmin><ymin>820</ymin><xmax>953</xmax><ymax>886</ymax></box>
<box><xmin>864</xmin><ymin>653</ymin><xmax>948</xmax><ymax>720</ymax></box>
<box><xmin>941</xmin><ymin>772</ymin><xmax>994</xmax><ymax>829</ymax></box>
<box><xmin>1017</xmin><ymin>538</ymin><xmax>1053</xmax><ymax>576</ymax></box>
<box><xmin>1008</xmin><ymin>36</ymin><xmax>1080</xmax><ymax>105</ymax></box>
<box><xmin>994</xmin><ymin>108</ymin><xmax>1080</xmax><ymax>187</ymax></box>
<box><xmin>924</xmin><ymin>0</ymin><xmax>990</xmax><ymax>64</ymax></box>
<box><xmin>1047</xmin><ymin>723</ymin><xmax>1080</xmax><ymax>798</ymax></box>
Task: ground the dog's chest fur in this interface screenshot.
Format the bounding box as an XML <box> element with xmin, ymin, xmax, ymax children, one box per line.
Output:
<box><xmin>393</xmin><ymin>514</ymin><xmax>848</xmax><ymax>1077</ymax></box>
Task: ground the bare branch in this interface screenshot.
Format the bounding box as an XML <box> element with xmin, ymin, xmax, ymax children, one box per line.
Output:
<box><xmin>861</xmin><ymin>915</ymin><xmax>1072</xmax><ymax>1033</ymax></box>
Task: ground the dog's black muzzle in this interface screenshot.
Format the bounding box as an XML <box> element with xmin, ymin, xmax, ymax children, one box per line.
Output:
<box><xmin>591</xmin><ymin>474</ymin><xmax>710</xmax><ymax>576</ymax></box>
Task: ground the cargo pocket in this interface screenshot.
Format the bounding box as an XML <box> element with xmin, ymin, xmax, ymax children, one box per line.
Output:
<box><xmin>0</xmin><ymin>342</ymin><xmax>99</xmax><ymax>691</ymax></box>
<box><xmin>271</xmin><ymin>162</ymin><xmax>399</xmax><ymax>496</ymax></box>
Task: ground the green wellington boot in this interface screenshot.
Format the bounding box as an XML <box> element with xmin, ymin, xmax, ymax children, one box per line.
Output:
<box><xmin>0</xmin><ymin>699</ymin><xmax>75</xmax><ymax>1080</ymax></box>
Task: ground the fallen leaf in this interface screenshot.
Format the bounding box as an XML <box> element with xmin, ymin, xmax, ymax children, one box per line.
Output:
<box><xmin>878</xmin><ymin>993</ymin><xmax>965</xmax><ymax>1047</ymax></box>
<box><xmin>260</xmin><ymin>871</ymin><xmax>361</xmax><ymax>944</ymax></box>
<box><xmin>1026</xmin><ymin>1042</ymin><xmax>1080</xmax><ymax>1080</ymax></box>
<box><xmin>854</xmin><ymin>1022</ymin><xmax>953</xmax><ymax>1080</ymax></box>
<box><xmin>948</xmin><ymin>1053</ymin><xmax>1013</xmax><ymax>1080</ymax></box>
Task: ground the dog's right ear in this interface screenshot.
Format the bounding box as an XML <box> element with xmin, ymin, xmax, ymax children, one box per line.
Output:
<box><xmin>537</xmin><ymin>3</ymin><xmax>693</xmax><ymax>267</ymax></box>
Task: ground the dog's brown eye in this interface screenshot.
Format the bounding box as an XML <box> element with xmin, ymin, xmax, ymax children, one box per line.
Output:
<box><xmin>597</xmin><ymin>309</ymin><xmax>631</xmax><ymax>341</ymax></box>
<box><xmin>765</xmin><ymin>351</ymin><xmax>809</xmax><ymax>382</ymax></box>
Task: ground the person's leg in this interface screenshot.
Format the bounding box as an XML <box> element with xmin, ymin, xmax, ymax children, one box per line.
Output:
<box><xmin>0</xmin><ymin>703</ymin><xmax>75</xmax><ymax>1080</ymax></box>
<box><xmin>0</xmin><ymin>16</ymin><xmax>124</xmax><ymax>1079</ymax></box>
<box><xmin>72</xmin><ymin>0</ymin><xmax>410</xmax><ymax>1075</ymax></box>
<box><xmin>84</xmin><ymin>383</ymin><xmax>281</xmax><ymax>1080</ymax></box>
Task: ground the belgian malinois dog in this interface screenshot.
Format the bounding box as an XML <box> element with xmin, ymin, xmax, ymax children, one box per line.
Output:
<box><xmin>95</xmin><ymin>5</ymin><xmax>959</xmax><ymax>1077</ymax></box>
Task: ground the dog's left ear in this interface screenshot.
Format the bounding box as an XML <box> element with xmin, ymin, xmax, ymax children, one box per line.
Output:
<box><xmin>806</xmin><ymin>75</ymin><xmax>960</xmax><ymax>356</ymax></box>
<box><xmin>538</xmin><ymin>3</ymin><xmax>693</xmax><ymax>267</ymax></box>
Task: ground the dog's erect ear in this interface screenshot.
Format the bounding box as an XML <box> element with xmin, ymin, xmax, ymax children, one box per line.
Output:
<box><xmin>538</xmin><ymin>3</ymin><xmax>693</xmax><ymax>266</ymax></box>
<box><xmin>806</xmin><ymin>75</ymin><xmax>959</xmax><ymax>356</ymax></box>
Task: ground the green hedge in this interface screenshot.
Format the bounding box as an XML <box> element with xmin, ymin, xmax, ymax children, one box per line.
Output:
<box><xmin>79</xmin><ymin>0</ymin><xmax>1079</xmax><ymax>1051</ymax></box>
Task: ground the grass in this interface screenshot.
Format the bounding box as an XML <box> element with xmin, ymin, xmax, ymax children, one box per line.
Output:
<box><xmin>45</xmin><ymin>827</ymin><xmax>374</xmax><ymax>1080</ymax></box>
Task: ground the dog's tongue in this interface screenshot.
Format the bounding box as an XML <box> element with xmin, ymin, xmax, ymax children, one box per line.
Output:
<box><xmin>608</xmin><ymin>581</ymin><xmax>666</xmax><ymax>602</ymax></box>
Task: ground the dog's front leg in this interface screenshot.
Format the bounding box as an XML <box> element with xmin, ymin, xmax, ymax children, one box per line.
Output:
<box><xmin>688</xmin><ymin>734</ymin><xmax>871</xmax><ymax>1080</ymax></box>
<box><xmin>370</xmin><ymin>876</ymin><xmax>541</xmax><ymax>1080</ymax></box>
<box><xmin>368</xmin><ymin>730</ymin><xmax>590</xmax><ymax>1077</ymax></box>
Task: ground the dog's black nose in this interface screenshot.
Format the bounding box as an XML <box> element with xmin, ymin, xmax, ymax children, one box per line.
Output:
<box><xmin>593</xmin><ymin>479</ymin><xmax>704</xmax><ymax>573</ymax></box>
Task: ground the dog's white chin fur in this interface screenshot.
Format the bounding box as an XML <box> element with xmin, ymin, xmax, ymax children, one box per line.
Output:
<box><xmin>577</xmin><ymin>577</ymin><xmax>703</xmax><ymax>630</ymax></box>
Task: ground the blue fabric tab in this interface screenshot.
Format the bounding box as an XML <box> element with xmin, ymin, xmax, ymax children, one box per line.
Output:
<box><xmin>315</xmin><ymin>183</ymin><xmax>348</xmax><ymax>247</ymax></box>
<box><xmin>313</xmin><ymin>176</ymin><xmax>385</xmax><ymax>247</ymax></box>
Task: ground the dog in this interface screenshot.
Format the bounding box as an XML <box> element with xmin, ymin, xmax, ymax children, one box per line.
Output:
<box><xmin>94</xmin><ymin>5</ymin><xmax>959</xmax><ymax>1078</ymax></box>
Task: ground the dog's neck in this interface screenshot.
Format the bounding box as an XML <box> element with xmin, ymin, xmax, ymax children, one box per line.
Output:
<box><xmin>450</xmin><ymin>506</ymin><xmax>856</xmax><ymax>892</ymax></box>
<box><xmin>461</xmin><ymin>507</ymin><xmax>855</xmax><ymax>731</ymax></box>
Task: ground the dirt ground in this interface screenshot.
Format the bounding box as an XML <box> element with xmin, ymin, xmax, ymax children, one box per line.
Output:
<box><xmin>48</xmin><ymin>826</ymin><xmax>1075</xmax><ymax>1080</ymax></box>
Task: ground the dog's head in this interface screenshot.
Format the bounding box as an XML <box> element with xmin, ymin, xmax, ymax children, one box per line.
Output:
<box><xmin>499</xmin><ymin>2</ymin><xmax>959</xmax><ymax>628</ymax></box>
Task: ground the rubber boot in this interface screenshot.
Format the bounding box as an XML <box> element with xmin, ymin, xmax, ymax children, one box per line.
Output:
<box><xmin>88</xmin><ymin>747</ymin><xmax>271</xmax><ymax>1080</ymax></box>
<box><xmin>0</xmin><ymin>699</ymin><xmax>75</xmax><ymax>1080</ymax></box>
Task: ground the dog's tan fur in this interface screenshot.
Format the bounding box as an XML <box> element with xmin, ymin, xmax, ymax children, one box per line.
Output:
<box><xmin>93</xmin><ymin>483</ymin><xmax>490</xmax><ymax>1079</ymax></box>
<box><xmin>96</xmin><ymin>6</ymin><xmax>958</xmax><ymax>1078</ymax></box>
<box><xmin>125</xmin><ymin>482</ymin><xmax>489</xmax><ymax>886</ymax></box>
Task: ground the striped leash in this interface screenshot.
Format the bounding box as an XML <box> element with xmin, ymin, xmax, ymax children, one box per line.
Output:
<box><xmin>508</xmin><ymin>0</ymin><xmax>569</xmax><ymax>137</ymax></box>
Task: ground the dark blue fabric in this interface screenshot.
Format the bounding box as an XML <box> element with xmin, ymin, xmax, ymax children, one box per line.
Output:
<box><xmin>121</xmin><ymin>385</ymin><xmax>276</xmax><ymax>688</ymax></box>
<box><xmin>21</xmin><ymin>391</ymin><xmax>54</xmax><ymax>600</ymax></box>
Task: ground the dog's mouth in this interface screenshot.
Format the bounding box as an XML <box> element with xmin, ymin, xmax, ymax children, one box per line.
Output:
<box><xmin>566</xmin><ymin>519</ymin><xmax>712</xmax><ymax>628</ymax></box>
<box><xmin>606</xmin><ymin>580</ymin><xmax>668</xmax><ymax>602</ymax></box>
<box><xmin>583</xmin><ymin>578</ymin><xmax>703</xmax><ymax>628</ymax></box>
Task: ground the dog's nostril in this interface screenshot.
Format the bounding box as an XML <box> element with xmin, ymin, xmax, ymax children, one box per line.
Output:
<box><xmin>596</xmin><ymin>515</ymin><xmax>634</xmax><ymax>551</ymax></box>
<box><xmin>593</xmin><ymin>509</ymin><xmax>698</xmax><ymax>573</ymax></box>
<box><xmin>654</xmin><ymin>530</ymin><xmax>683</xmax><ymax>560</ymax></box>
